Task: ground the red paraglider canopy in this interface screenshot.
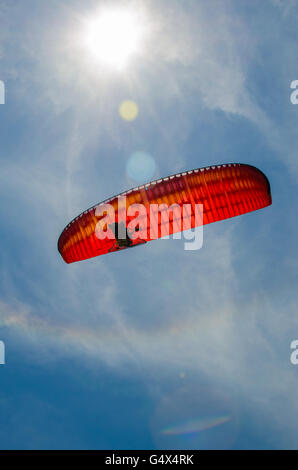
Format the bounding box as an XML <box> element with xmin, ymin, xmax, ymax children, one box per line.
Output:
<box><xmin>58</xmin><ymin>163</ymin><xmax>272</xmax><ymax>264</ymax></box>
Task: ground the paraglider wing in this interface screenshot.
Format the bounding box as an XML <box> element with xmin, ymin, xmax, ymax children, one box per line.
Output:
<box><xmin>58</xmin><ymin>163</ymin><xmax>272</xmax><ymax>263</ymax></box>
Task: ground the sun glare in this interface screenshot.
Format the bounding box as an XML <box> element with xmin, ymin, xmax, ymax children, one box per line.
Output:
<box><xmin>83</xmin><ymin>9</ymin><xmax>144</xmax><ymax>69</ymax></box>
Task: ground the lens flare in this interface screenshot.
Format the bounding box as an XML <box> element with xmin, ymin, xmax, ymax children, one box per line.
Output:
<box><xmin>119</xmin><ymin>100</ymin><xmax>139</xmax><ymax>121</ymax></box>
<box><xmin>126</xmin><ymin>151</ymin><xmax>156</xmax><ymax>183</ymax></box>
<box><xmin>162</xmin><ymin>416</ymin><xmax>231</xmax><ymax>436</ymax></box>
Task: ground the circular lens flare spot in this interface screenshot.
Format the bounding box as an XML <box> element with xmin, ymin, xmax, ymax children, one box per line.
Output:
<box><xmin>119</xmin><ymin>100</ymin><xmax>139</xmax><ymax>121</ymax></box>
<box><xmin>126</xmin><ymin>151</ymin><xmax>156</xmax><ymax>183</ymax></box>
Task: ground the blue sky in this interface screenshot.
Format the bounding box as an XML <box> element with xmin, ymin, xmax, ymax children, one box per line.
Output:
<box><xmin>0</xmin><ymin>0</ymin><xmax>298</xmax><ymax>450</ymax></box>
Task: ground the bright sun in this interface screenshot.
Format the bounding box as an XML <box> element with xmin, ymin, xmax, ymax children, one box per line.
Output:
<box><xmin>83</xmin><ymin>9</ymin><xmax>144</xmax><ymax>69</ymax></box>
